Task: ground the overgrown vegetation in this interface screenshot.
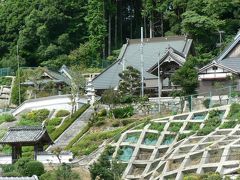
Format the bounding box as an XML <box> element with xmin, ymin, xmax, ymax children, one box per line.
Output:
<box><xmin>50</xmin><ymin>104</ymin><xmax>90</xmax><ymax>140</ymax></box>
<box><xmin>0</xmin><ymin>114</ymin><xmax>16</xmax><ymax>124</ymax></box>
<box><xmin>111</xmin><ymin>106</ymin><xmax>134</xmax><ymax>119</ymax></box>
<box><xmin>168</xmin><ymin>122</ymin><xmax>183</xmax><ymax>132</ymax></box>
<box><xmin>40</xmin><ymin>164</ymin><xmax>80</xmax><ymax>180</ymax></box>
<box><xmin>197</xmin><ymin>110</ymin><xmax>221</xmax><ymax>136</ymax></box>
<box><xmin>1</xmin><ymin>158</ymin><xmax>44</xmax><ymax>177</ymax></box>
<box><xmin>227</xmin><ymin>103</ymin><xmax>240</xmax><ymax>120</ymax></box>
<box><xmin>89</xmin><ymin>146</ymin><xmax>127</xmax><ymax>180</ymax></box>
<box><xmin>149</xmin><ymin>122</ymin><xmax>164</xmax><ymax>132</ymax></box>
<box><xmin>0</xmin><ymin>77</ymin><xmax>12</xmax><ymax>86</ymax></box>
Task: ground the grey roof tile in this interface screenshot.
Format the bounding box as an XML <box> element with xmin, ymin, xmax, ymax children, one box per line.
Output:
<box><xmin>0</xmin><ymin>126</ymin><xmax>53</xmax><ymax>144</ymax></box>
<box><xmin>93</xmin><ymin>36</ymin><xmax>192</xmax><ymax>90</ymax></box>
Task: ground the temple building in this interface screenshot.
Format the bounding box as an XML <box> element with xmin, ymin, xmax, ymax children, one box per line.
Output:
<box><xmin>92</xmin><ymin>36</ymin><xmax>193</xmax><ymax>96</ymax></box>
<box><xmin>198</xmin><ymin>31</ymin><xmax>240</xmax><ymax>93</ymax></box>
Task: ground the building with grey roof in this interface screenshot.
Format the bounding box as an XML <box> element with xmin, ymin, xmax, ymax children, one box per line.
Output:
<box><xmin>92</xmin><ymin>36</ymin><xmax>193</xmax><ymax>96</ymax></box>
<box><xmin>0</xmin><ymin>126</ymin><xmax>53</xmax><ymax>163</ymax></box>
<box><xmin>198</xmin><ymin>30</ymin><xmax>240</xmax><ymax>93</ymax></box>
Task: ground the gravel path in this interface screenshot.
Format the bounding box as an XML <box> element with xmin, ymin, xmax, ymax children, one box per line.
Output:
<box><xmin>48</xmin><ymin>107</ymin><xmax>94</xmax><ymax>150</ymax></box>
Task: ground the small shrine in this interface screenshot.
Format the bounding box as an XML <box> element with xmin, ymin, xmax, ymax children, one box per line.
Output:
<box><xmin>0</xmin><ymin>126</ymin><xmax>53</xmax><ymax>163</ymax></box>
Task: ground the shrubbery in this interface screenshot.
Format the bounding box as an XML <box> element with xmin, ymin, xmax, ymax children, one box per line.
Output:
<box><xmin>50</xmin><ymin>104</ymin><xmax>90</xmax><ymax>140</ymax></box>
<box><xmin>0</xmin><ymin>114</ymin><xmax>16</xmax><ymax>123</ymax></box>
<box><xmin>2</xmin><ymin>158</ymin><xmax>45</xmax><ymax>177</ymax></box>
<box><xmin>40</xmin><ymin>164</ymin><xmax>80</xmax><ymax>180</ymax></box>
<box><xmin>111</xmin><ymin>106</ymin><xmax>134</xmax><ymax>119</ymax></box>
<box><xmin>25</xmin><ymin>161</ymin><xmax>45</xmax><ymax>176</ymax></box>
<box><xmin>21</xmin><ymin>109</ymin><xmax>50</xmax><ymax>123</ymax></box>
<box><xmin>55</xmin><ymin>110</ymin><xmax>70</xmax><ymax>117</ymax></box>
<box><xmin>197</xmin><ymin>110</ymin><xmax>221</xmax><ymax>136</ymax></box>
<box><xmin>227</xmin><ymin>103</ymin><xmax>240</xmax><ymax>120</ymax></box>
<box><xmin>0</xmin><ymin>77</ymin><xmax>12</xmax><ymax>86</ymax></box>
<box><xmin>220</xmin><ymin>120</ymin><xmax>238</xmax><ymax>129</ymax></box>
<box><xmin>149</xmin><ymin>122</ymin><xmax>164</xmax><ymax>132</ymax></box>
<box><xmin>168</xmin><ymin>122</ymin><xmax>183</xmax><ymax>132</ymax></box>
<box><xmin>45</xmin><ymin>117</ymin><xmax>62</xmax><ymax>126</ymax></box>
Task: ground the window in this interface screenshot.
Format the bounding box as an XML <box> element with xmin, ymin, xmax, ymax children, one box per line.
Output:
<box><xmin>212</xmin><ymin>66</ymin><xmax>218</xmax><ymax>70</ymax></box>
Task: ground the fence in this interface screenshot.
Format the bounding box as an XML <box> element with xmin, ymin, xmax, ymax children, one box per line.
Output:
<box><xmin>149</xmin><ymin>85</ymin><xmax>240</xmax><ymax>115</ymax></box>
<box><xmin>0</xmin><ymin>68</ymin><xmax>14</xmax><ymax>76</ymax></box>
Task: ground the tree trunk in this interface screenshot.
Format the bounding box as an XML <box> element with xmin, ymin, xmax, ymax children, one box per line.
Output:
<box><xmin>144</xmin><ymin>16</ymin><xmax>147</xmax><ymax>38</ymax></box>
<box><xmin>114</xmin><ymin>13</ymin><xmax>117</xmax><ymax>48</ymax></box>
<box><xmin>161</xmin><ymin>13</ymin><xmax>164</xmax><ymax>36</ymax></box>
<box><xmin>108</xmin><ymin>14</ymin><xmax>111</xmax><ymax>56</ymax></box>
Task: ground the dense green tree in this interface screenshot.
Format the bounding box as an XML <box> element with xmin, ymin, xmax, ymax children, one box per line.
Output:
<box><xmin>118</xmin><ymin>66</ymin><xmax>141</xmax><ymax>97</ymax></box>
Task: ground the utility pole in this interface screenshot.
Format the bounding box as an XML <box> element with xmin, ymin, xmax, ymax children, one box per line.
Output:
<box><xmin>17</xmin><ymin>44</ymin><xmax>21</xmax><ymax>105</ymax></box>
<box><xmin>158</xmin><ymin>52</ymin><xmax>161</xmax><ymax>113</ymax></box>
<box><xmin>140</xmin><ymin>27</ymin><xmax>144</xmax><ymax>97</ymax></box>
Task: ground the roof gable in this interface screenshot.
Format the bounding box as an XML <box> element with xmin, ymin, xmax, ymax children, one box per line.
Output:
<box><xmin>92</xmin><ymin>36</ymin><xmax>193</xmax><ymax>90</ymax></box>
<box><xmin>0</xmin><ymin>126</ymin><xmax>53</xmax><ymax>145</ymax></box>
<box><xmin>199</xmin><ymin>61</ymin><xmax>238</xmax><ymax>74</ymax></box>
<box><xmin>217</xmin><ymin>35</ymin><xmax>240</xmax><ymax>62</ymax></box>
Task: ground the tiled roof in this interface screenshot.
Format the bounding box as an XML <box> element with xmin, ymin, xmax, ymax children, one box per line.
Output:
<box><xmin>0</xmin><ymin>176</ymin><xmax>38</xmax><ymax>180</ymax></box>
<box><xmin>0</xmin><ymin>126</ymin><xmax>53</xmax><ymax>144</ymax></box>
<box><xmin>92</xmin><ymin>36</ymin><xmax>193</xmax><ymax>90</ymax></box>
<box><xmin>220</xmin><ymin>58</ymin><xmax>240</xmax><ymax>73</ymax></box>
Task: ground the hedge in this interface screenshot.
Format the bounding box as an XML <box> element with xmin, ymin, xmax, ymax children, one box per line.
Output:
<box><xmin>65</xmin><ymin>123</ymin><xmax>91</xmax><ymax>149</ymax></box>
<box><xmin>55</xmin><ymin>110</ymin><xmax>70</xmax><ymax>117</ymax></box>
<box><xmin>50</xmin><ymin>104</ymin><xmax>90</xmax><ymax>140</ymax></box>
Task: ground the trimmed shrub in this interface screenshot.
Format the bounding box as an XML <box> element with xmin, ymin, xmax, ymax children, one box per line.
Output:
<box><xmin>203</xmin><ymin>98</ymin><xmax>210</xmax><ymax>109</ymax></box>
<box><xmin>25</xmin><ymin>160</ymin><xmax>44</xmax><ymax>176</ymax></box>
<box><xmin>55</xmin><ymin>110</ymin><xmax>70</xmax><ymax>117</ymax></box>
<box><xmin>21</xmin><ymin>109</ymin><xmax>50</xmax><ymax>122</ymax></box>
<box><xmin>46</xmin><ymin>117</ymin><xmax>62</xmax><ymax>126</ymax></box>
<box><xmin>14</xmin><ymin>157</ymin><xmax>31</xmax><ymax>176</ymax></box>
<box><xmin>51</xmin><ymin>104</ymin><xmax>90</xmax><ymax>140</ymax></box>
<box><xmin>112</xmin><ymin>106</ymin><xmax>134</xmax><ymax>119</ymax></box>
<box><xmin>0</xmin><ymin>114</ymin><xmax>16</xmax><ymax>123</ymax></box>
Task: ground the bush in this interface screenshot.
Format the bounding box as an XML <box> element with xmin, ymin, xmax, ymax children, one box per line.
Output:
<box><xmin>98</xmin><ymin>109</ymin><xmax>107</xmax><ymax>117</ymax></box>
<box><xmin>14</xmin><ymin>157</ymin><xmax>31</xmax><ymax>176</ymax></box>
<box><xmin>121</xmin><ymin>118</ymin><xmax>135</xmax><ymax>126</ymax></box>
<box><xmin>220</xmin><ymin>120</ymin><xmax>237</xmax><ymax>129</ymax></box>
<box><xmin>149</xmin><ymin>122</ymin><xmax>164</xmax><ymax>132</ymax></box>
<box><xmin>55</xmin><ymin>110</ymin><xmax>70</xmax><ymax>117</ymax></box>
<box><xmin>0</xmin><ymin>114</ymin><xmax>16</xmax><ymax>123</ymax></box>
<box><xmin>46</xmin><ymin>125</ymin><xmax>55</xmax><ymax>134</ymax></box>
<box><xmin>228</xmin><ymin>103</ymin><xmax>240</xmax><ymax>120</ymax></box>
<box><xmin>203</xmin><ymin>98</ymin><xmax>210</xmax><ymax>108</ymax></box>
<box><xmin>111</xmin><ymin>106</ymin><xmax>134</xmax><ymax>119</ymax></box>
<box><xmin>168</xmin><ymin>122</ymin><xmax>183</xmax><ymax>132</ymax></box>
<box><xmin>21</xmin><ymin>109</ymin><xmax>50</xmax><ymax>122</ymax></box>
<box><xmin>50</xmin><ymin>104</ymin><xmax>90</xmax><ymax>140</ymax></box>
<box><xmin>0</xmin><ymin>77</ymin><xmax>12</xmax><ymax>86</ymax></box>
<box><xmin>112</xmin><ymin>121</ymin><xmax>120</xmax><ymax>127</ymax></box>
<box><xmin>25</xmin><ymin>160</ymin><xmax>44</xmax><ymax>176</ymax></box>
<box><xmin>45</xmin><ymin>117</ymin><xmax>62</xmax><ymax>126</ymax></box>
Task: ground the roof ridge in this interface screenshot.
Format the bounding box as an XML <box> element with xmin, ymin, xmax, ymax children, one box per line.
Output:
<box><xmin>9</xmin><ymin>126</ymin><xmax>43</xmax><ymax>131</ymax></box>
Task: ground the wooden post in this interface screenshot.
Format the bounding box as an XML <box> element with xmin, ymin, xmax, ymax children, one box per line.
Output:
<box><xmin>12</xmin><ymin>144</ymin><xmax>22</xmax><ymax>163</ymax></box>
<box><xmin>34</xmin><ymin>144</ymin><xmax>44</xmax><ymax>160</ymax></box>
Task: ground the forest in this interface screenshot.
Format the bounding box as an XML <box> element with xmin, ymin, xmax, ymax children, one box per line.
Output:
<box><xmin>0</xmin><ymin>0</ymin><xmax>239</xmax><ymax>71</ymax></box>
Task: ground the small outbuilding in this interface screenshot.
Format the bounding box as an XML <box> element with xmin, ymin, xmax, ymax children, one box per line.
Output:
<box><xmin>0</xmin><ymin>126</ymin><xmax>53</xmax><ymax>163</ymax></box>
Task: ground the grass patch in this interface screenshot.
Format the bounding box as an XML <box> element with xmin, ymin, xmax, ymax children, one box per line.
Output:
<box><xmin>149</xmin><ymin>122</ymin><xmax>164</xmax><ymax>132</ymax></box>
<box><xmin>0</xmin><ymin>114</ymin><xmax>16</xmax><ymax>124</ymax></box>
<box><xmin>55</xmin><ymin>110</ymin><xmax>70</xmax><ymax>117</ymax></box>
<box><xmin>219</xmin><ymin>120</ymin><xmax>238</xmax><ymax>129</ymax></box>
<box><xmin>50</xmin><ymin>104</ymin><xmax>90</xmax><ymax>140</ymax></box>
<box><xmin>197</xmin><ymin>110</ymin><xmax>221</xmax><ymax>136</ymax></box>
<box><xmin>168</xmin><ymin>122</ymin><xmax>183</xmax><ymax>132</ymax></box>
<box><xmin>185</xmin><ymin>122</ymin><xmax>200</xmax><ymax>131</ymax></box>
<box><xmin>70</xmin><ymin>127</ymin><xmax>125</xmax><ymax>156</ymax></box>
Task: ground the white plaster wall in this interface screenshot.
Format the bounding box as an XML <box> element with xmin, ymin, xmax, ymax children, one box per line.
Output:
<box><xmin>12</xmin><ymin>95</ymin><xmax>88</xmax><ymax>116</ymax></box>
<box><xmin>0</xmin><ymin>155</ymin><xmax>12</xmax><ymax>164</ymax></box>
<box><xmin>37</xmin><ymin>153</ymin><xmax>73</xmax><ymax>164</ymax></box>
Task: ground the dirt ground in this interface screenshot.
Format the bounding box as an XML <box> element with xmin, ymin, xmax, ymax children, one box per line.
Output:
<box><xmin>72</xmin><ymin>166</ymin><xmax>91</xmax><ymax>180</ymax></box>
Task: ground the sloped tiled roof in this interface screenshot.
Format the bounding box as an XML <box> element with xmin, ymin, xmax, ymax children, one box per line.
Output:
<box><xmin>92</xmin><ymin>36</ymin><xmax>193</xmax><ymax>90</ymax></box>
<box><xmin>0</xmin><ymin>176</ymin><xmax>38</xmax><ymax>180</ymax></box>
<box><xmin>0</xmin><ymin>126</ymin><xmax>53</xmax><ymax>145</ymax></box>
